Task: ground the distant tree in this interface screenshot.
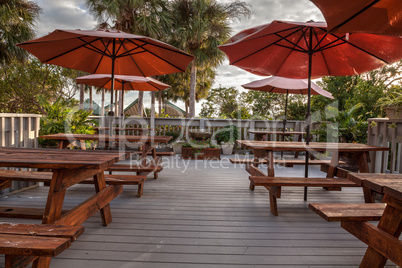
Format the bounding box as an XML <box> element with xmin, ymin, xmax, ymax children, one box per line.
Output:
<box><xmin>313</xmin><ymin>60</ymin><xmax>402</xmax><ymax>120</ymax></box>
<box><xmin>0</xmin><ymin>59</ymin><xmax>81</xmax><ymax>114</ymax></box>
<box><xmin>0</xmin><ymin>0</ymin><xmax>41</xmax><ymax>65</ymax></box>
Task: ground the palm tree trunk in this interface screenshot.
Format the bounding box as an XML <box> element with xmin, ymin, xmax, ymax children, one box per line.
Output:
<box><xmin>189</xmin><ymin>62</ymin><xmax>197</xmax><ymax>118</ymax></box>
<box><xmin>101</xmin><ymin>88</ymin><xmax>105</xmax><ymax>116</ymax></box>
<box><xmin>79</xmin><ymin>84</ymin><xmax>85</xmax><ymax>109</ymax></box>
<box><xmin>138</xmin><ymin>91</ymin><xmax>144</xmax><ymax>117</ymax></box>
<box><xmin>185</xmin><ymin>101</ymin><xmax>188</xmax><ymax>116</ymax></box>
<box><xmin>89</xmin><ymin>86</ymin><xmax>93</xmax><ymax>111</ymax></box>
<box><xmin>115</xmin><ymin>89</ymin><xmax>118</xmax><ymax>116</ymax></box>
<box><xmin>151</xmin><ymin>92</ymin><xmax>155</xmax><ymax>136</ymax></box>
<box><xmin>158</xmin><ymin>91</ymin><xmax>162</xmax><ymax>115</ymax></box>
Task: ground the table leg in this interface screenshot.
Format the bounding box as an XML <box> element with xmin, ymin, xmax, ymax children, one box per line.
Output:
<box><xmin>324</xmin><ymin>151</ymin><xmax>341</xmax><ymax>191</ymax></box>
<box><xmin>294</xmin><ymin>135</ymin><xmax>301</xmax><ymax>159</ymax></box>
<box><xmin>357</xmin><ymin>152</ymin><xmax>375</xmax><ymax>203</ymax></box>
<box><xmin>42</xmin><ymin>170</ymin><xmax>67</xmax><ymax>224</ymax></box>
<box><xmin>358</xmin><ymin>195</ymin><xmax>402</xmax><ymax>268</ymax></box>
<box><xmin>267</xmin><ymin>151</ymin><xmax>275</xmax><ymax>177</ymax></box>
<box><xmin>57</xmin><ymin>140</ymin><xmax>69</xmax><ymax>149</ymax></box>
<box><xmin>93</xmin><ymin>172</ymin><xmax>113</xmax><ymax>226</ymax></box>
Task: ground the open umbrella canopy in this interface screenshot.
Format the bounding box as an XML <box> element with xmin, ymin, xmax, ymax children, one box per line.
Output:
<box><xmin>17</xmin><ymin>29</ymin><xmax>193</xmax><ymax>114</ymax></box>
<box><xmin>17</xmin><ymin>29</ymin><xmax>194</xmax><ymax>77</ymax></box>
<box><xmin>242</xmin><ymin>76</ymin><xmax>333</xmax><ymax>99</ymax></box>
<box><xmin>311</xmin><ymin>0</ymin><xmax>402</xmax><ymax>35</ymax></box>
<box><xmin>219</xmin><ymin>20</ymin><xmax>402</xmax><ymax>79</ymax></box>
<box><xmin>76</xmin><ymin>74</ymin><xmax>170</xmax><ymax>91</ymax></box>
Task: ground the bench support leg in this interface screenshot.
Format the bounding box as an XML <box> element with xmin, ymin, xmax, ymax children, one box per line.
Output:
<box><xmin>32</xmin><ymin>257</ymin><xmax>51</xmax><ymax>268</ymax></box>
<box><xmin>93</xmin><ymin>172</ymin><xmax>113</xmax><ymax>226</ymax></box>
<box><xmin>269</xmin><ymin>192</ymin><xmax>278</xmax><ymax>216</ymax></box>
<box><xmin>137</xmin><ymin>182</ymin><xmax>144</xmax><ymax>198</ymax></box>
<box><xmin>324</xmin><ymin>152</ymin><xmax>342</xmax><ymax>191</ymax></box>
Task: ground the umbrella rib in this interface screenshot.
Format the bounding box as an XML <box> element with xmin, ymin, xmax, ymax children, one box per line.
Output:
<box><xmin>120</xmin><ymin>43</ymin><xmax>147</xmax><ymax>77</ymax></box>
<box><xmin>333</xmin><ymin>0</ymin><xmax>381</xmax><ymax>31</ymax></box>
<box><xmin>232</xmin><ymin>28</ymin><xmax>304</xmax><ymax>65</ymax></box>
<box><xmin>124</xmin><ymin>38</ymin><xmax>188</xmax><ymax>72</ymax></box>
<box><xmin>312</xmin><ymin>28</ymin><xmax>332</xmax><ymax>76</ymax></box>
<box><xmin>43</xmin><ymin>37</ymin><xmax>107</xmax><ymax>62</ymax></box>
<box><xmin>321</xmin><ymin>33</ymin><xmax>390</xmax><ymax>64</ymax></box>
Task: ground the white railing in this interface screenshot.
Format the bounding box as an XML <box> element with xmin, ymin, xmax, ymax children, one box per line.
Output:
<box><xmin>93</xmin><ymin>116</ymin><xmax>307</xmax><ymax>142</ymax></box>
<box><xmin>367</xmin><ymin>118</ymin><xmax>402</xmax><ymax>173</ymax></box>
<box><xmin>0</xmin><ymin>113</ymin><xmax>42</xmax><ymax>195</ymax></box>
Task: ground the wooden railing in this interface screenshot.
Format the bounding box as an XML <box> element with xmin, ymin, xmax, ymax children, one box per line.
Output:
<box><xmin>367</xmin><ymin>118</ymin><xmax>402</xmax><ymax>173</ymax></box>
<box><xmin>0</xmin><ymin>113</ymin><xmax>42</xmax><ymax>195</ymax></box>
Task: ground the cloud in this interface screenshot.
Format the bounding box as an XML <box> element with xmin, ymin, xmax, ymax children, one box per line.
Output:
<box><xmin>35</xmin><ymin>0</ymin><xmax>97</xmax><ymax>37</ymax></box>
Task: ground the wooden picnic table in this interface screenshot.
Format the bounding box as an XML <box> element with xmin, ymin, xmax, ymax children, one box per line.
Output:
<box><xmin>39</xmin><ymin>133</ymin><xmax>171</xmax><ymax>158</ymax></box>
<box><xmin>236</xmin><ymin>141</ymin><xmax>389</xmax><ymax>216</ymax></box>
<box><xmin>0</xmin><ymin>148</ymin><xmax>128</xmax><ymax>226</ymax></box>
<box><xmin>313</xmin><ymin>173</ymin><xmax>402</xmax><ymax>268</ymax></box>
<box><xmin>237</xmin><ymin>140</ymin><xmax>389</xmax><ymax>178</ymax></box>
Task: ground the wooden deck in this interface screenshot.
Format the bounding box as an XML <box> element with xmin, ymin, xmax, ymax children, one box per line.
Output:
<box><xmin>0</xmin><ymin>155</ymin><xmax>397</xmax><ymax>267</ymax></box>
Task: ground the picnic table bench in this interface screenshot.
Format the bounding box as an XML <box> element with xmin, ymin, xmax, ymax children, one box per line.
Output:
<box><xmin>0</xmin><ymin>222</ymin><xmax>84</xmax><ymax>268</ymax></box>
<box><xmin>0</xmin><ymin>170</ymin><xmax>146</xmax><ymax>198</ymax></box>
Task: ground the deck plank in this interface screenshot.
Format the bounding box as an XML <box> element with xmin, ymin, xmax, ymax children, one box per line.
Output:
<box><xmin>0</xmin><ymin>155</ymin><xmax>396</xmax><ymax>267</ymax></box>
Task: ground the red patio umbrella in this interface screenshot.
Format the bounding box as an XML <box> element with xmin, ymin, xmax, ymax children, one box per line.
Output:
<box><xmin>76</xmin><ymin>74</ymin><xmax>170</xmax><ymax>92</ymax></box>
<box><xmin>17</xmin><ymin>29</ymin><xmax>193</xmax><ymax>114</ymax></box>
<box><xmin>310</xmin><ymin>0</ymin><xmax>402</xmax><ymax>35</ymax></box>
<box><xmin>76</xmin><ymin>74</ymin><xmax>170</xmax><ymax>117</ymax></box>
<box><xmin>219</xmin><ymin>20</ymin><xmax>402</xmax><ymax>198</ymax></box>
<box><xmin>242</xmin><ymin>76</ymin><xmax>333</xmax><ymax>129</ymax></box>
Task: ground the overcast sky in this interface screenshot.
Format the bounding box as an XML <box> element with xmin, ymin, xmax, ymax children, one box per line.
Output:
<box><xmin>33</xmin><ymin>0</ymin><xmax>324</xmax><ymax>115</ymax></box>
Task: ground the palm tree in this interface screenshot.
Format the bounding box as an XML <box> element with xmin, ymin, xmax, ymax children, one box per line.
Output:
<box><xmin>169</xmin><ymin>0</ymin><xmax>250</xmax><ymax>117</ymax></box>
<box><xmin>85</xmin><ymin>0</ymin><xmax>171</xmax><ymax>116</ymax></box>
<box><xmin>0</xmin><ymin>0</ymin><xmax>40</xmax><ymax>65</ymax></box>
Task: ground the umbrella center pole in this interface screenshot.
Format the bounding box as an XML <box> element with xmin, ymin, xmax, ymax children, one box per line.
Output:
<box><xmin>304</xmin><ymin>29</ymin><xmax>314</xmax><ymax>201</ymax></box>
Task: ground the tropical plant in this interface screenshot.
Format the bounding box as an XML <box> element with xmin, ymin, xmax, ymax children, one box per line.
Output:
<box><xmin>312</xmin><ymin>104</ymin><xmax>368</xmax><ymax>143</ymax></box>
<box><xmin>39</xmin><ymin>96</ymin><xmax>98</xmax><ymax>147</ymax></box>
<box><xmin>169</xmin><ymin>0</ymin><xmax>250</xmax><ymax>117</ymax></box>
<box><xmin>0</xmin><ymin>0</ymin><xmax>41</xmax><ymax>65</ymax></box>
<box><xmin>376</xmin><ymin>87</ymin><xmax>402</xmax><ymax>109</ymax></box>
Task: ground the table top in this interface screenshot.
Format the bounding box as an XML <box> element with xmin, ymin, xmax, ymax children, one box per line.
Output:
<box><xmin>237</xmin><ymin>140</ymin><xmax>390</xmax><ymax>152</ymax></box>
<box><xmin>348</xmin><ymin>173</ymin><xmax>402</xmax><ymax>200</ymax></box>
<box><xmin>0</xmin><ymin>147</ymin><xmax>127</xmax><ymax>169</ymax></box>
<box><xmin>248</xmin><ymin>130</ymin><xmax>306</xmax><ymax>135</ymax></box>
<box><xmin>40</xmin><ymin>133</ymin><xmax>172</xmax><ymax>143</ymax></box>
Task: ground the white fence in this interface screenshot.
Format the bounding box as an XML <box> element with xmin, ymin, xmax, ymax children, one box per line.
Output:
<box><xmin>0</xmin><ymin>113</ymin><xmax>42</xmax><ymax>195</ymax></box>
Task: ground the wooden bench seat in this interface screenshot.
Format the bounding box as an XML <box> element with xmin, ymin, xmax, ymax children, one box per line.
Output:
<box><xmin>249</xmin><ymin>176</ymin><xmax>360</xmax><ymax>216</ymax></box>
<box><xmin>309</xmin><ymin>203</ymin><xmax>386</xmax><ymax>222</ymax></box>
<box><xmin>0</xmin><ymin>170</ymin><xmax>146</xmax><ymax>198</ymax></box>
<box><xmin>0</xmin><ymin>222</ymin><xmax>84</xmax><ymax>268</ymax></box>
<box><xmin>107</xmin><ymin>163</ymin><xmax>163</xmax><ymax>180</ymax></box>
<box><xmin>230</xmin><ymin>158</ymin><xmax>346</xmax><ymax>167</ymax></box>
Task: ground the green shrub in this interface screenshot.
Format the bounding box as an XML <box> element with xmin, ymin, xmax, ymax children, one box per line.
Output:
<box><xmin>214</xmin><ymin>125</ymin><xmax>239</xmax><ymax>144</ymax></box>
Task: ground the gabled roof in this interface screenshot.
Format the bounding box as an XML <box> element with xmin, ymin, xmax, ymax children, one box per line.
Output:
<box><xmin>164</xmin><ymin>100</ymin><xmax>185</xmax><ymax>117</ymax></box>
<box><xmin>83</xmin><ymin>99</ymin><xmax>101</xmax><ymax>115</ymax></box>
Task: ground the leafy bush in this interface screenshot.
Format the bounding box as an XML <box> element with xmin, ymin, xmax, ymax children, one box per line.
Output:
<box><xmin>39</xmin><ymin>96</ymin><xmax>98</xmax><ymax>147</ymax></box>
<box><xmin>214</xmin><ymin>125</ymin><xmax>239</xmax><ymax>144</ymax></box>
<box><xmin>165</xmin><ymin>130</ymin><xmax>182</xmax><ymax>143</ymax></box>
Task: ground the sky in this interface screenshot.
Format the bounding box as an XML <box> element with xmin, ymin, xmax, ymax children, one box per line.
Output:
<box><xmin>34</xmin><ymin>0</ymin><xmax>324</xmax><ymax>115</ymax></box>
